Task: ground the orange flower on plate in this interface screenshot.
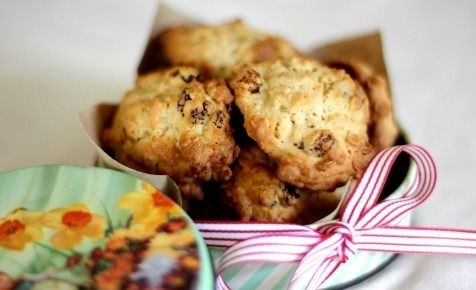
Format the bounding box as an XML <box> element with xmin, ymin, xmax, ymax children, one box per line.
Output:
<box><xmin>0</xmin><ymin>208</ymin><xmax>44</xmax><ymax>251</ymax></box>
<box><xmin>118</xmin><ymin>182</ymin><xmax>178</xmax><ymax>226</ymax></box>
<box><xmin>44</xmin><ymin>204</ymin><xmax>106</xmax><ymax>249</ymax></box>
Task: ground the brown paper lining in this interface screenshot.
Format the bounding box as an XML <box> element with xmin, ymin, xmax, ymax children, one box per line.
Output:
<box><xmin>79</xmin><ymin>3</ymin><xmax>393</xmax><ymax>222</ymax></box>
<box><xmin>138</xmin><ymin>5</ymin><xmax>390</xmax><ymax>81</ymax></box>
<box><xmin>79</xmin><ymin>104</ymin><xmax>182</xmax><ymax>205</ymax></box>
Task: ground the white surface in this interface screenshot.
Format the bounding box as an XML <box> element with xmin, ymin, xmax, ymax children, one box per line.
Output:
<box><xmin>1</xmin><ymin>0</ymin><xmax>476</xmax><ymax>289</ymax></box>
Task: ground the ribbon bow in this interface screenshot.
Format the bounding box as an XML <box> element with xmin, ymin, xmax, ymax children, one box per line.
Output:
<box><xmin>197</xmin><ymin>145</ymin><xmax>476</xmax><ymax>289</ymax></box>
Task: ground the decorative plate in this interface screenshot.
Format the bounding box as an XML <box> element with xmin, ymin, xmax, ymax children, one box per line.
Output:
<box><xmin>0</xmin><ymin>165</ymin><xmax>213</xmax><ymax>290</ymax></box>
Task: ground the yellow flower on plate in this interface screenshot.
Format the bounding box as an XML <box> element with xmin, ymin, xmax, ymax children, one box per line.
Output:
<box><xmin>118</xmin><ymin>182</ymin><xmax>179</xmax><ymax>228</ymax></box>
<box><xmin>0</xmin><ymin>208</ymin><xmax>44</xmax><ymax>250</ymax></box>
<box><xmin>146</xmin><ymin>230</ymin><xmax>196</xmax><ymax>258</ymax></box>
<box><xmin>44</xmin><ymin>204</ymin><xmax>105</xmax><ymax>249</ymax></box>
<box><xmin>110</xmin><ymin>223</ymin><xmax>157</xmax><ymax>241</ymax></box>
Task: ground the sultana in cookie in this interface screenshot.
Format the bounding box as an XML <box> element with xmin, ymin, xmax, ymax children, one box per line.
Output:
<box><xmin>230</xmin><ymin>57</ymin><xmax>374</xmax><ymax>191</ymax></box>
<box><xmin>326</xmin><ymin>58</ymin><xmax>399</xmax><ymax>150</ymax></box>
<box><xmin>153</xmin><ymin>20</ymin><xmax>300</xmax><ymax>78</ymax></box>
<box><xmin>223</xmin><ymin>145</ymin><xmax>342</xmax><ymax>223</ymax></box>
<box><xmin>102</xmin><ymin>66</ymin><xmax>239</xmax><ymax>201</ymax></box>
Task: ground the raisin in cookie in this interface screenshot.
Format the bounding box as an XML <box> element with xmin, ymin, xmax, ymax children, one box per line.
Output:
<box><xmin>326</xmin><ymin>58</ymin><xmax>399</xmax><ymax>150</ymax></box>
<box><xmin>230</xmin><ymin>57</ymin><xmax>374</xmax><ymax>191</ymax></box>
<box><xmin>153</xmin><ymin>20</ymin><xmax>299</xmax><ymax>78</ymax></box>
<box><xmin>102</xmin><ymin>66</ymin><xmax>239</xmax><ymax>201</ymax></box>
<box><xmin>223</xmin><ymin>145</ymin><xmax>342</xmax><ymax>223</ymax></box>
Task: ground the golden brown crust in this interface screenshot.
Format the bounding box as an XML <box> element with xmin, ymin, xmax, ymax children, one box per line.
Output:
<box><xmin>156</xmin><ymin>20</ymin><xmax>300</xmax><ymax>78</ymax></box>
<box><xmin>230</xmin><ymin>57</ymin><xmax>375</xmax><ymax>191</ymax></box>
<box><xmin>103</xmin><ymin>66</ymin><xmax>239</xmax><ymax>200</ymax></box>
<box><xmin>326</xmin><ymin>58</ymin><xmax>399</xmax><ymax>150</ymax></box>
<box><xmin>223</xmin><ymin>146</ymin><xmax>342</xmax><ymax>223</ymax></box>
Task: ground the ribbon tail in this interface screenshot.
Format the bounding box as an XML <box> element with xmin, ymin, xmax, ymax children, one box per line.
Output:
<box><xmin>358</xmin><ymin>226</ymin><xmax>476</xmax><ymax>254</ymax></box>
<box><xmin>213</xmin><ymin>234</ymin><xmax>320</xmax><ymax>290</ymax></box>
<box><xmin>305</xmin><ymin>257</ymin><xmax>341</xmax><ymax>290</ymax></box>
<box><xmin>288</xmin><ymin>235</ymin><xmax>341</xmax><ymax>289</ymax></box>
<box><xmin>216</xmin><ymin>275</ymin><xmax>232</xmax><ymax>290</ymax></box>
<box><xmin>197</xmin><ymin>222</ymin><xmax>313</xmax><ymax>247</ymax></box>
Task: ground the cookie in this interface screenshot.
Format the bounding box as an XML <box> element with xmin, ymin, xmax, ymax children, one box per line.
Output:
<box><xmin>326</xmin><ymin>58</ymin><xmax>399</xmax><ymax>150</ymax></box>
<box><xmin>223</xmin><ymin>146</ymin><xmax>342</xmax><ymax>223</ymax></box>
<box><xmin>153</xmin><ymin>20</ymin><xmax>300</xmax><ymax>78</ymax></box>
<box><xmin>102</xmin><ymin>66</ymin><xmax>239</xmax><ymax>201</ymax></box>
<box><xmin>230</xmin><ymin>57</ymin><xmax>374</xmax><ymax>191</ymax></box>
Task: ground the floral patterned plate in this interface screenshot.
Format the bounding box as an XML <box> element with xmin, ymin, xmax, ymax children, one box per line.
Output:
<box><xmin>0</xmin><ymin>165</ymin><xmax>213</xmax><ymax>290</ymax></box>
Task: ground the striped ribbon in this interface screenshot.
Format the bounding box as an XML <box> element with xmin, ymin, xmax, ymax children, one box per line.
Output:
<box><xmin>197</xmin><ymin>145</ymin><xmax>476</xmax><ymax>290</ymax></box>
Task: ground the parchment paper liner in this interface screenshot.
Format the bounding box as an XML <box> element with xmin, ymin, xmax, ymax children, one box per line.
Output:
<box><xmin>79</xmin><ymin>104</ymin><xmax>182</xmax><ymax>205</ymax></box>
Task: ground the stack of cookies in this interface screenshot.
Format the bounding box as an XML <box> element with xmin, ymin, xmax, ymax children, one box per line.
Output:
<box><xmin>102</xmin><ymin>20</ymin><xmax>399</xmax><ymax>224</ymax></box>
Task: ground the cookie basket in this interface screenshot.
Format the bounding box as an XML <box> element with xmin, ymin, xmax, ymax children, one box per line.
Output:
<box><xmin>79</xmin><ymin>4</ymin><xmax>415</xmax><ymax>289</ymax></box>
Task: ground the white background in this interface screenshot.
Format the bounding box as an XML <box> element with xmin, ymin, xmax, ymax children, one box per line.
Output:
<box><xmin>1</xmin><ymin>0</ymin><xmax>476</xmax><ymax>289</ymax></box>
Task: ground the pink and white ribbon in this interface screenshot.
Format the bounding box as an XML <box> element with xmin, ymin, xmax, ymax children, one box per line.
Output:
<box><xmin>197</xmin><ymin>145</ymin><xmax>476</xmax><ymax>289</ymax></box>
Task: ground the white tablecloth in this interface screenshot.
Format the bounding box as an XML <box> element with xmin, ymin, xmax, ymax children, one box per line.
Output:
<box><xmin>1</xmin><ymin>0</ymin><xmax>475</xmax><ymax>289</ymax></box>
